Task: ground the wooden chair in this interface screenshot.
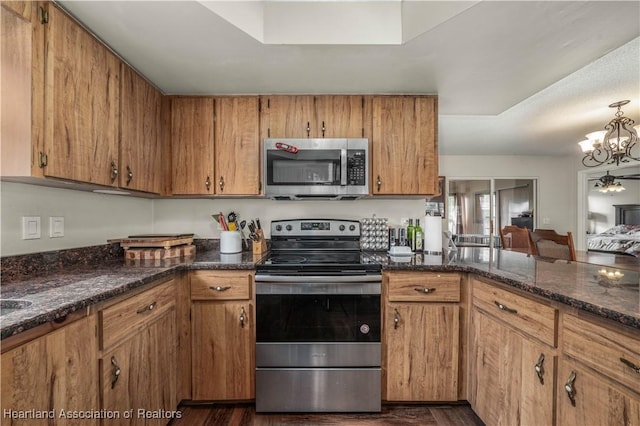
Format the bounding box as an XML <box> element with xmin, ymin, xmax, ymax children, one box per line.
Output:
<box><xmin>499</xmin><ymin>225</ymin><xmax>531</xmax><ymax>253</ymax></box>
<box><xmin>528</xmin><ymin>229</ymin><xmax>576</xmax><ymax>261</ymax></box>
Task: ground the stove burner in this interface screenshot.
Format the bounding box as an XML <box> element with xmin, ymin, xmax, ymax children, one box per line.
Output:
<box><xmin>267</xmin><ymin>256</ymin><xmax>307</xmax><ymax>264</ymax></box>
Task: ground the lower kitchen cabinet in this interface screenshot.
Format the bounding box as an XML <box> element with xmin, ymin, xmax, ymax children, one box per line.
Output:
<box><xmin>99</xmin><ymin>278</ymin><xmax>178</xmax><ymax>425</ymax></box>
<box><xmin>472</xmin><ymin>310</ymin><xmax>555</xmax><ymax>426</ymax></box>
<box><xmin>470</xmin><ymin>276</ymin><xmax>557</xmax><ymax>426</ymax></box>
<box><xmin>383</xmin><ymin>271</ymin><xmax>460</xmax><ymax>402</ymax></box>
<box><xmin>557</xmin><ymin>358</ymin><xmax>640</xmax><ymax>426</ymax></box>
<box><xmin>1</xmin><ymin>314</ymin><xmax>99</xmax><ymax>425</ymax></box>
<box><xmin>190</xmin><ymin>270</ymin><xmax>255</xmax><ymax>401</ymax></box>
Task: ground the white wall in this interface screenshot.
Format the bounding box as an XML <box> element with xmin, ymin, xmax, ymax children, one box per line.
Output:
<box><xmin>1</xmin><ymin>182</ymin><xmax>154</xmax><ymax>256</ymax></box>
<box><xmin>440</xmin><ymin>155</ymin><xmax>577</xmax><ymax>235</ymax></box>
<box><xmin>1</xmin><ymin>155</ymin><xmax>579</xmax><ymax>255</ymax></box>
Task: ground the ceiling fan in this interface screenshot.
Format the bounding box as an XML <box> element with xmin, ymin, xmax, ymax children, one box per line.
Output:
<box><xmin>588</xmin><ymin>171</ymin><xmax>640</xmax><ymax>193</ymax></box>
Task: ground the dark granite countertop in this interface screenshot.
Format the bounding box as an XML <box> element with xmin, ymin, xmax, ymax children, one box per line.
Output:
<box><xmin>1</xmin><ymin>246</ymin><xmax>638</xmax><ymax>340</ymax></box>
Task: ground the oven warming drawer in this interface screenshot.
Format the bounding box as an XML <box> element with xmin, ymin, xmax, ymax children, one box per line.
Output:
<box><xmin>256</xmin><ymin>367</ymin><xmax>381</xmax><ymax>412</ymax></box>
<box><xmin>256</xmin><ymin>342</ymin><xmax>380</xmax><ymax>367</ymax></box>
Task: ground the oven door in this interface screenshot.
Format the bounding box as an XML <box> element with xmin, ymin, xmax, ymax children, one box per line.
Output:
<box><xmin>255</xmin><ymin>275</ymin><xmax>381</xmax><ymax>366</ymax></box>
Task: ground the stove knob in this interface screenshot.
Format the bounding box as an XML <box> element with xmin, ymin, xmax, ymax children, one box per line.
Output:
<box><xmin>286</xmin><ymin>224</ymin><xmax>293</xmax><ymax>231</ymax></box>
<box><xmin>349</xmin><ymin>225</ymin><xmax>356</xmax><ymax>231</ymax></box>
<box><xmin>339</xmin><ymin>225</ymin><xmax>345</xmax><ymax>231</ymax></box>
<box><xmin>275</xmin><ymin>225</ymin><xmax>282</xmax><ymax>232</ymax></box>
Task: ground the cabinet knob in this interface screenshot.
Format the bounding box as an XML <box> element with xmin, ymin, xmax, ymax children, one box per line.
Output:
<box><xmin>620</xmin><ymin>357</ymin><xmax>640</xmax><ymax>374</ymax></box>
<box><xmin>376</xmin><ymin>176</ymin><xmax>382</xmax><ymax>191</ymax></box>
<box><xmin>494</xmin><ymin>300</ymin><xmax>518</xmax><ymax>314</ymax></box>
<box><xmin>393</xmin><ymin>308</ymin><xmax>400</xmax><ymax>330</ymax></box>
<box><xmin>240</xmin><ymin>306</ymin><xmax>247</xmax><ymax>328</ymax></box>
<box><xmin>322</xmin><ymin>121</ymin><xmax>326</xmax><ymax>138</ymax></box>
<box><xmin>126</xmin><ymin>165</ymin><xmax>133</xmax><ymax>186</ymax></box>
<box><xmin>136</xmin><ymin>301</ymin><xmax>157</xmax><ymax>314</ymax></box>
<box><xmin>110</xmin><ymin>161</ymin><xmax>119</xmax><ymax>183</ymax></box>
<box><xmin>209</xmin><ymin>285</ymin><xmax>231</xmax><ymax>292</ymax></box>
<box><xmin>110</xmin><ymin>356</ymin><xmax>121</xmax><ymax>389</ymax></box>
<box><xmin>535</xmin><ymin>353</ymin><xmax>545</xmax><ymax>385</ymax></box>
<box><xmin>564</xmin><ymin>371</ymin><xmax>577</xmax><ymax>407</ymax></box>
<box><xmin>306</xmin><ymin>122</ymin><xmax>310</xmax><ymax>137</ymax></box>
<box><xmin>219</xmin><ymin>176</ymin><xmax>225</xmax><ymax>192</ymax></box>
<box><xmin>205</xmin><ymin>176</ymin><xmax>211</xmax><ymax>191</ymax></box>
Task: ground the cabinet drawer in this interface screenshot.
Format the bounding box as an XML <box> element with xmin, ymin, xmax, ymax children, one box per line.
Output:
<box><xmin>563</xmin><ymin>313</ymin><xmax>640</xmax><ymax>394</ymax></box>
<box><xmin>100</xmin><ymin>279</ymin><xmax>176</xmax><ymax>350</ymax></box>
<box><xmin>190</xmin><ymin>270</ymin><xmax>252</xmax><ymax>300</ymax></box>
<box><xmin>472</xmin><ymin>278</ymin><xmax>557</xmax><ymax>347</ymax></box>
<box><xmin>387</xmin><ymin>272</ymin><xmax>460</xmax><ymax>302</ymax></box>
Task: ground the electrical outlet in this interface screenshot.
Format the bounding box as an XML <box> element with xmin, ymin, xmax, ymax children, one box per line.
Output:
<box><xmin>22</xmin><ymin>216</ymin><xmax>41</xmax><ymax>240</ymax></box>
<box><xmin>49</xmin><ymin>216</ymin><xmax>64</xmax><ymax>238</ymax></box>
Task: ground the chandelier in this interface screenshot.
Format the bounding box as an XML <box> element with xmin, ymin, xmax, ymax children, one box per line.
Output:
<box><xmin>578</xmin><ymin>100</ymin><xmax>640</xmax><ymax>167</ymax></box>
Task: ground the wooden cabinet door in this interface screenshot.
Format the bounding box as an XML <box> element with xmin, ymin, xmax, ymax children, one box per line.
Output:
<box><xmin>371</xmin><ymin>96</ymin><xmax>438</xmax><ymax>195</ymax></box>
<box><xmin>120</xmin><ymin>64</ymin><xmax>162</xmax><ymax>194</ymax></box>
<box><xmin>259</xmin><ymin>95</ymin><xmax>315</xmax><ymax>139</ymax></box>
<box><xmin>557</xmin><ymin>359</ymin><xmax>640</xmax><ymax>426</ymax></box>
<box><xmin>385</xmin><ymin>302</ymin><xmax>459</xmax><ymax>401</ymax></box>
<box><xmin>171</xmin><ymin>97</ymin><xmax>214</xmax><ymax>195</ymax></box>
<box><xmin>101</xmin><ymin>309</ymin><xmax>177</xmax><ymax>426</ymax></box>
<box><xmin>1</xmin><ymin>316</ymin><xmax>98</xmax><ymax>425</ymax></box>
<box><xmin>314</xmin><ymin>95</ymin><xmax>364</xmax><ymax>138</ymax></box>
<box><xmin>43</xmin><ymin>3</ymin><xmax>120</xmax><ymax>186</ymax></box>
<box><xmin>214</xmin><ymin>96</ymin><xmax>260</xmax><ymax>195</ymax></box>
<box><xmin>191</xmin><ymin>301</ymin><xmax>254</xmax><ymax>400</ymax></box>
<box><xmin>472</xmin><ymin>310</ymin><xmax>555</xmax><ymax>426</ymax></box>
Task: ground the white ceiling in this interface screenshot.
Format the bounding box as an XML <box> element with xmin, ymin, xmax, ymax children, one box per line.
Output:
<box><xmin>58</xmin><ymin>1</ymin><xmax>640</xmax><ymax>157</ymax></box>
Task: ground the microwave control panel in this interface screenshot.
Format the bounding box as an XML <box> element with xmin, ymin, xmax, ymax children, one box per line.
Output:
<box><xmin>347</xmin><ymin>150</ymin><xmax>366</xmax><ymax>185</ymax></box>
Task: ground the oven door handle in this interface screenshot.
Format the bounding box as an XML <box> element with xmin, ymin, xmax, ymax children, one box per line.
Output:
<box><xmin>255</xmin><ymin>274</ymin><xmax>382</xmax><ymax>283</ymax></box>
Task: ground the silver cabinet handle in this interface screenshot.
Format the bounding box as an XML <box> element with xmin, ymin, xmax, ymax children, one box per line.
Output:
<box><xmin>205</xmin><ymin>175</ymin><xmax>211</xmax><ymax>191</ymax></box>
<box><xmin>110</xmin><ymin>356</ymin><xmax>121</xmax><ymax>389</ymax></box>
<box><xmin>136</xmin><ymin>301</ymin><xmax>156</xmax><ymax>314</ymax></box>
<box><xmin>209</xmin><ymin>285</ymin><xmax>231</xmax><ymax>292</ymax></box>
<box><xmin>126</xmin><ymin>165</ymin><xmax>133</xmax><ymax>185</ymax></box>
<box><xmin>393</xmin><ymin>308</ymin><xmax>400</xmax><ymax>330</ymax></box>
<box><xmin>564</xmin><ymin>371</ymin><xmax>577</xmax><ymax>407</ymax></box>
<box><xmin>415</xmin><ymin>287</ymin><xmax>436</xmax><ymax>294</ymax></box>
<box><xmin>620</xmin><ymin>357</ymin><xmax>640</xmax><ymax>374</ymax></box>
<box><xmin>494</xmin><ymin>300</ymin><xmax>518</xmax><ymax>314</ymax></box>
<box><xmin>110</xmin><ymin>161</ymin><xmax>119</xmax><ymax>182</ymax></box>
<box><xmin>240</xmin><ymin>306</ymin><xmax>246</xmax><ymax>328</ymax></box>
<box><xmin>376</xmin><ymin>175</ymin><xmax>382</xmax><ymax>191</ymax></box>
<box><xmin>535</xmin><ymin>353</ymin><xmax>545</xmax><ymax>385</ymax></box>
<box><xmin>219</xmin><ymin>176</ymin><xmax>225</xmax><ymax>192</ymax></box>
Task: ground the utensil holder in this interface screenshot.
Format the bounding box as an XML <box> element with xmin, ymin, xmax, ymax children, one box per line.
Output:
<box><xmin>220</xmin><ymin>231</ymin><xmax>242</xmax><ymax>253</ymax></box>
<box><xmin>252</xmin><ymin>229</ymin><xmax>267</xmax><ymax>255</ymax></box>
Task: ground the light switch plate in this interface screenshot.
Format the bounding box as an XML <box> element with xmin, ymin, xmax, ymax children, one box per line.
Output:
<box><xmin>49</xmin><ymin>216</ymin><xmax>64</xmax><ymax>238</ymax></box>
<box><xmin>22</xmin><ymin>216</ymin><xmax>41</xmax><ymax>240</ymax></box>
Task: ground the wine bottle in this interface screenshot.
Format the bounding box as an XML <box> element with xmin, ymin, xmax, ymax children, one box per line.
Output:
<box><xmin>407</xmin><ymin>219</ymin><xmax>415</xmax><ymax>249</ymax></box>
<box><xmin>415</xmin><ymin>218</ymin><xmax>423</xmax><ymax>252</ymax></box>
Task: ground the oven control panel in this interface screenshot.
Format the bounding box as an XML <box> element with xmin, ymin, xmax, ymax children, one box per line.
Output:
<box><xmin>271</xmin><ymin>219</ymin><xmax>360</xmax><ymax>237</ymax></box>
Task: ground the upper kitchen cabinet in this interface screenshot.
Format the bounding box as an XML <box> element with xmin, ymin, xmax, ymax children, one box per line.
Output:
<box><xmin>170</xmin><ymin>97</ymin><xmax>215</xmax><ymax>195</ymax></box>
<box><xmin>371</xmin><ymin>96</ymin><xmax>438</xmax><ymax>195</ymax></box>
<box><xmin>313</xmin><ymin>95</ymin><xmax>365</xmax><ymax>138</ymax></box>
<box><xmin>1</xmin><ymin>1</ymin><xmax>44</xmax><ymax>180</ymax></box>
<box><xmin>259</xmin><ymin>95</ymin><xmax>365</xmax><ymax>139</ymax></box>
<box><xmin>214</xmin><ymin>96</ymin><xmax>261</xmax><ymax>195</ymax></box>
<box><xmin>119</xmin><ymin>64</ymin><xmax>162</xmax><ymax>194</ymax></box>
<box><xmin>260</xmin><ymin>95</ymin><xmax>315</xmax><ymax>139</ymax></box>
<box><xmin>42</xmin><ymin>3</ymin><xmax>120</xmax><ymax>186</ymax></box>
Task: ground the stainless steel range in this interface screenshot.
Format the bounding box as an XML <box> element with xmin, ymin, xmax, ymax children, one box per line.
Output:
<box><xmin>254</xmin><ymin>219</ymin><xmax>382</xmax><ymax>413</ymax></box>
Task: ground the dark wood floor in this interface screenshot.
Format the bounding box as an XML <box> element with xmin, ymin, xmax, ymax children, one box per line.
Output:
<box><xmin>168</xmin><ymin>403</ymin><xmax>485</xmax><ymax>426</ymax></box>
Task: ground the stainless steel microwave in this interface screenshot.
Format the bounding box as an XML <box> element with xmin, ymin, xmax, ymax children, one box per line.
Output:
<box><xmin>263</xmin><ymin>138</ymin><xmax>369</xmax><ymax>200</ymax></box>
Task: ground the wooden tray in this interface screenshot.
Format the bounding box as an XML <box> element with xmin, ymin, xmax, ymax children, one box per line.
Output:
<box><xmin>110</xmin><ymin>234</ymin><xmax>194</xmax><ymax>250</ymax></box>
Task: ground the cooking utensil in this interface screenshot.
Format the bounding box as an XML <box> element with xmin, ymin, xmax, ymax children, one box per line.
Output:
<box><xmin>256</xmin><ymin>218</ymin><xmax>262</xmax><ymax>230</ymax></box>
<box><xmin>227</xmin><ymin>212</ymin><xmax>238</xmax><ymax>231</ymax></box>
<box><xmin>219</xmin><ymin>212</ymin><xmax>228</xmax><ymax>231</ymax></box>
<box><xmin>239</xmin><ymin>219</ymin><xmax>249</xmax><ymax>249</ymax></box>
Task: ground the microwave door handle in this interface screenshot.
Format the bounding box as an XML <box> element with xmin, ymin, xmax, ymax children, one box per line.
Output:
<box><xmin>340</xmin><ymin>149</ymin><xmax>347</xmax><ymax>186</ymax></box>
